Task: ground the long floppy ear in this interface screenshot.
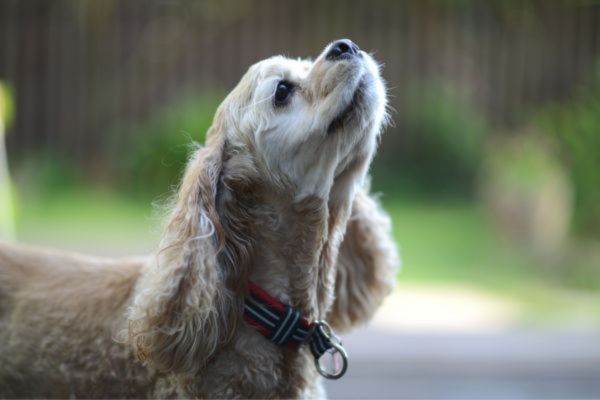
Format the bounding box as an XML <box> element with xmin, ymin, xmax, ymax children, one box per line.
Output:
<box><xmin>127</xmin><ymin>110</ymin><xmax>234</xmax><ymax>375</ymax></box>
<box><xmin>327</xmin><ymin>188</ymin><xmax>400</xmax><ymax>332</ymax></box>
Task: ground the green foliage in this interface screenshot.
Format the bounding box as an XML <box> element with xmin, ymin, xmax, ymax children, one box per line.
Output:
<box><xmin>481</xmin><ymin>134</ymin><xmax>573</xmax><ymax>263</ymax></box>
<box><xmin>483</xmin><ymin>134</ymin><xmax>567</xmax><ymax>194</ymax></box>
<box><xmin>15</xmin><ymin>152</ymin><xmax>82</xmax><ymax>196</ymax></box>
<box><xmin>0</xmin><ymin>81</ymin><xmax>15</xmax><ymax>131</ymax></box>
<box><xmin>0</xmin><ymin>81</ymin><xmax>16</xmax><ymax>239</ymax></box>
<box><xmin>113</xmin><ymin>92</ymin><xmax>222</xmax><ymax>198</ymax></box>
<box><xmin>398</xmin><ymin>82</ymin><xmax>488</xmax><ymax>197</ymax></box>
<box><xmin>535</xmin><ymin>65</ymin><xmax>600</xmax><ymax>235</ymax></box>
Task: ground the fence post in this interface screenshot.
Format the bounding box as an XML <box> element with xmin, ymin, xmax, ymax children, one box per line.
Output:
<box><xmin>0</xmin><ymin>82</ymin><xmax>15</xmax><ymax>241</ymax></box>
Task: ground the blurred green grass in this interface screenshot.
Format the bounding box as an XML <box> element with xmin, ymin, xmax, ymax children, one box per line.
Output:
<box><xmin>16</xmin><ymin>187</ymin><xmax>158</xmax><ymax>255</ymax></box>
<box><xmin>386</xmin><ymin>197</ymin><xmax>555</xmax><ymax>289</ymax></box>
<box><xmin>12</xmin><ymin>185</ymin><xmax>600</xmax><ymax>328</ymax></box>
<box><xmin>383</xmin><ymin>196</ymin><xmax>600</xmax><ymax>327</ymax></box>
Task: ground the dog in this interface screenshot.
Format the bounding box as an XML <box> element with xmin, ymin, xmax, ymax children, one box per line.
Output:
<box><xmin>0</xmin><ymin>39</ymin><xmax>399</xmax><ymax>398</ymax></box>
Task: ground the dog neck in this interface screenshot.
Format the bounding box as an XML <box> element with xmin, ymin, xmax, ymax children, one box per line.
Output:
<box><xmin>219</xmin><ymin>172</ymin><xmax>357</xmax><ymax>322</ymax></box>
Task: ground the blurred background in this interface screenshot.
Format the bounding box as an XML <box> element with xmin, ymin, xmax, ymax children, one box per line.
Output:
<box><xmin>1</xmin><ymin>0</ymin><xmax>599</xmax><ymax>398</ymax></box>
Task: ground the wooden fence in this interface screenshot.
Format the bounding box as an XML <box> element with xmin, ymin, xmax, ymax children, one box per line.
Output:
<box><xmin>1</xmin><ymin>0</ymin><xmax>599</xmax><ymax>169</ymax></box>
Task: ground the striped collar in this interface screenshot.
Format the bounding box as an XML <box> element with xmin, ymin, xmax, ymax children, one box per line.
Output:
<box><xmin>243</xmin><ymin>281</ymin><xmax>348</xmax><ymax>379</ymax></box>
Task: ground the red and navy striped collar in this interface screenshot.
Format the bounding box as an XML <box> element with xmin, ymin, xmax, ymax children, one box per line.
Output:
<box><xmin>243</xmin><ymin>281</ymin><xmax>348</xmax><ymax>379</ymax></box>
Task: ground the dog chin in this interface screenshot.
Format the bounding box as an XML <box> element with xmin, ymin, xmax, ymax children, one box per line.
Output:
<box><xmin>326</xmin><ymin>78</ymin><xmax>365</xmax><ymax>134</ymax></box>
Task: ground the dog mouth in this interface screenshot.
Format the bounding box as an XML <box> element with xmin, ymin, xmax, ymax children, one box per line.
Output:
<box><xmin>326</xmin><ymin>79</ymin><xmax>366</xmax><ymax>134</ymax></box>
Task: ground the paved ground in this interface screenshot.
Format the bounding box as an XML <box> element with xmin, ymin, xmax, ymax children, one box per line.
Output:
<box><xmin>325</xmin><ymin>329</ymin><xmax>600</xmax><ymax>399</ymax></box>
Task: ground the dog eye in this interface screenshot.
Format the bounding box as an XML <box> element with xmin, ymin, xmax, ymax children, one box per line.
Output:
<box><xmin>274</xmin><ymin>81</ymin><xmax>294</xmax><ymax>106</ymax></box>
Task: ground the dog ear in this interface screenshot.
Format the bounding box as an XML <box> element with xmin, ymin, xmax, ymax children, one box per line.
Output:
<box><xmin>327</xmin><ymin>188</ymin><xmax>400</xmax><ymax>332</ymax></box>
<box><xmin>127</xmin><ymin>108</ymin><xmax>235</xmax><ymax>375</ymax></box>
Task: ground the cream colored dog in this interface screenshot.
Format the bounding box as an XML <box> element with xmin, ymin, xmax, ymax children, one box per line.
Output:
<box><xmin>0</xmin><ymin>39</ymin><xmax>399</xmax><ymax>398</ymax></box>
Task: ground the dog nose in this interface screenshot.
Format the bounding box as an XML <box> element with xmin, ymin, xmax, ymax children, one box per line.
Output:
<box><xmin>326</xmin><ymin>39</ymin><xmax>360</xmax><ymax>60</ymax></box>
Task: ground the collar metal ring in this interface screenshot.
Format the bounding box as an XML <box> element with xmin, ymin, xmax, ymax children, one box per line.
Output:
<box><xmin>313</xmin><ymin>321</ymin><xmax>348</xmax><ymax>379</ymax></box>
<box><xmin>314</xmin><ymin>340</ymin><xmax>348</xmax><ymax>379</ymax></box>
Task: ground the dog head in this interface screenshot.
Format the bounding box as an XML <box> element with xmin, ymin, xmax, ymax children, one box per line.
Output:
<box><xmin>215</xmin><ymin>38</ymin><xmax>387</xmax><ymax>200</ymax></box>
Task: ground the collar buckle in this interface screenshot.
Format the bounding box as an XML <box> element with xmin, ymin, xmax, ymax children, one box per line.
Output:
<box><xmin>312</xmin><ymin>321</ymin><xmax>348</xmax><ymax>380</ymax></box>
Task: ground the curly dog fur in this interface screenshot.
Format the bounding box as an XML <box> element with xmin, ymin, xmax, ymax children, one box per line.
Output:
<box><xmin>0</xmin><ymin>40</ymin><xmax>399</xmax><ymax>399</ymax></box>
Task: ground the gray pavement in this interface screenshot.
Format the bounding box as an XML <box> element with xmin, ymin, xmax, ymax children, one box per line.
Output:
<box><xmin>325</xmin><ymin>328</ymin><xmax>600</xmax><ymax>399</ymax></box>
